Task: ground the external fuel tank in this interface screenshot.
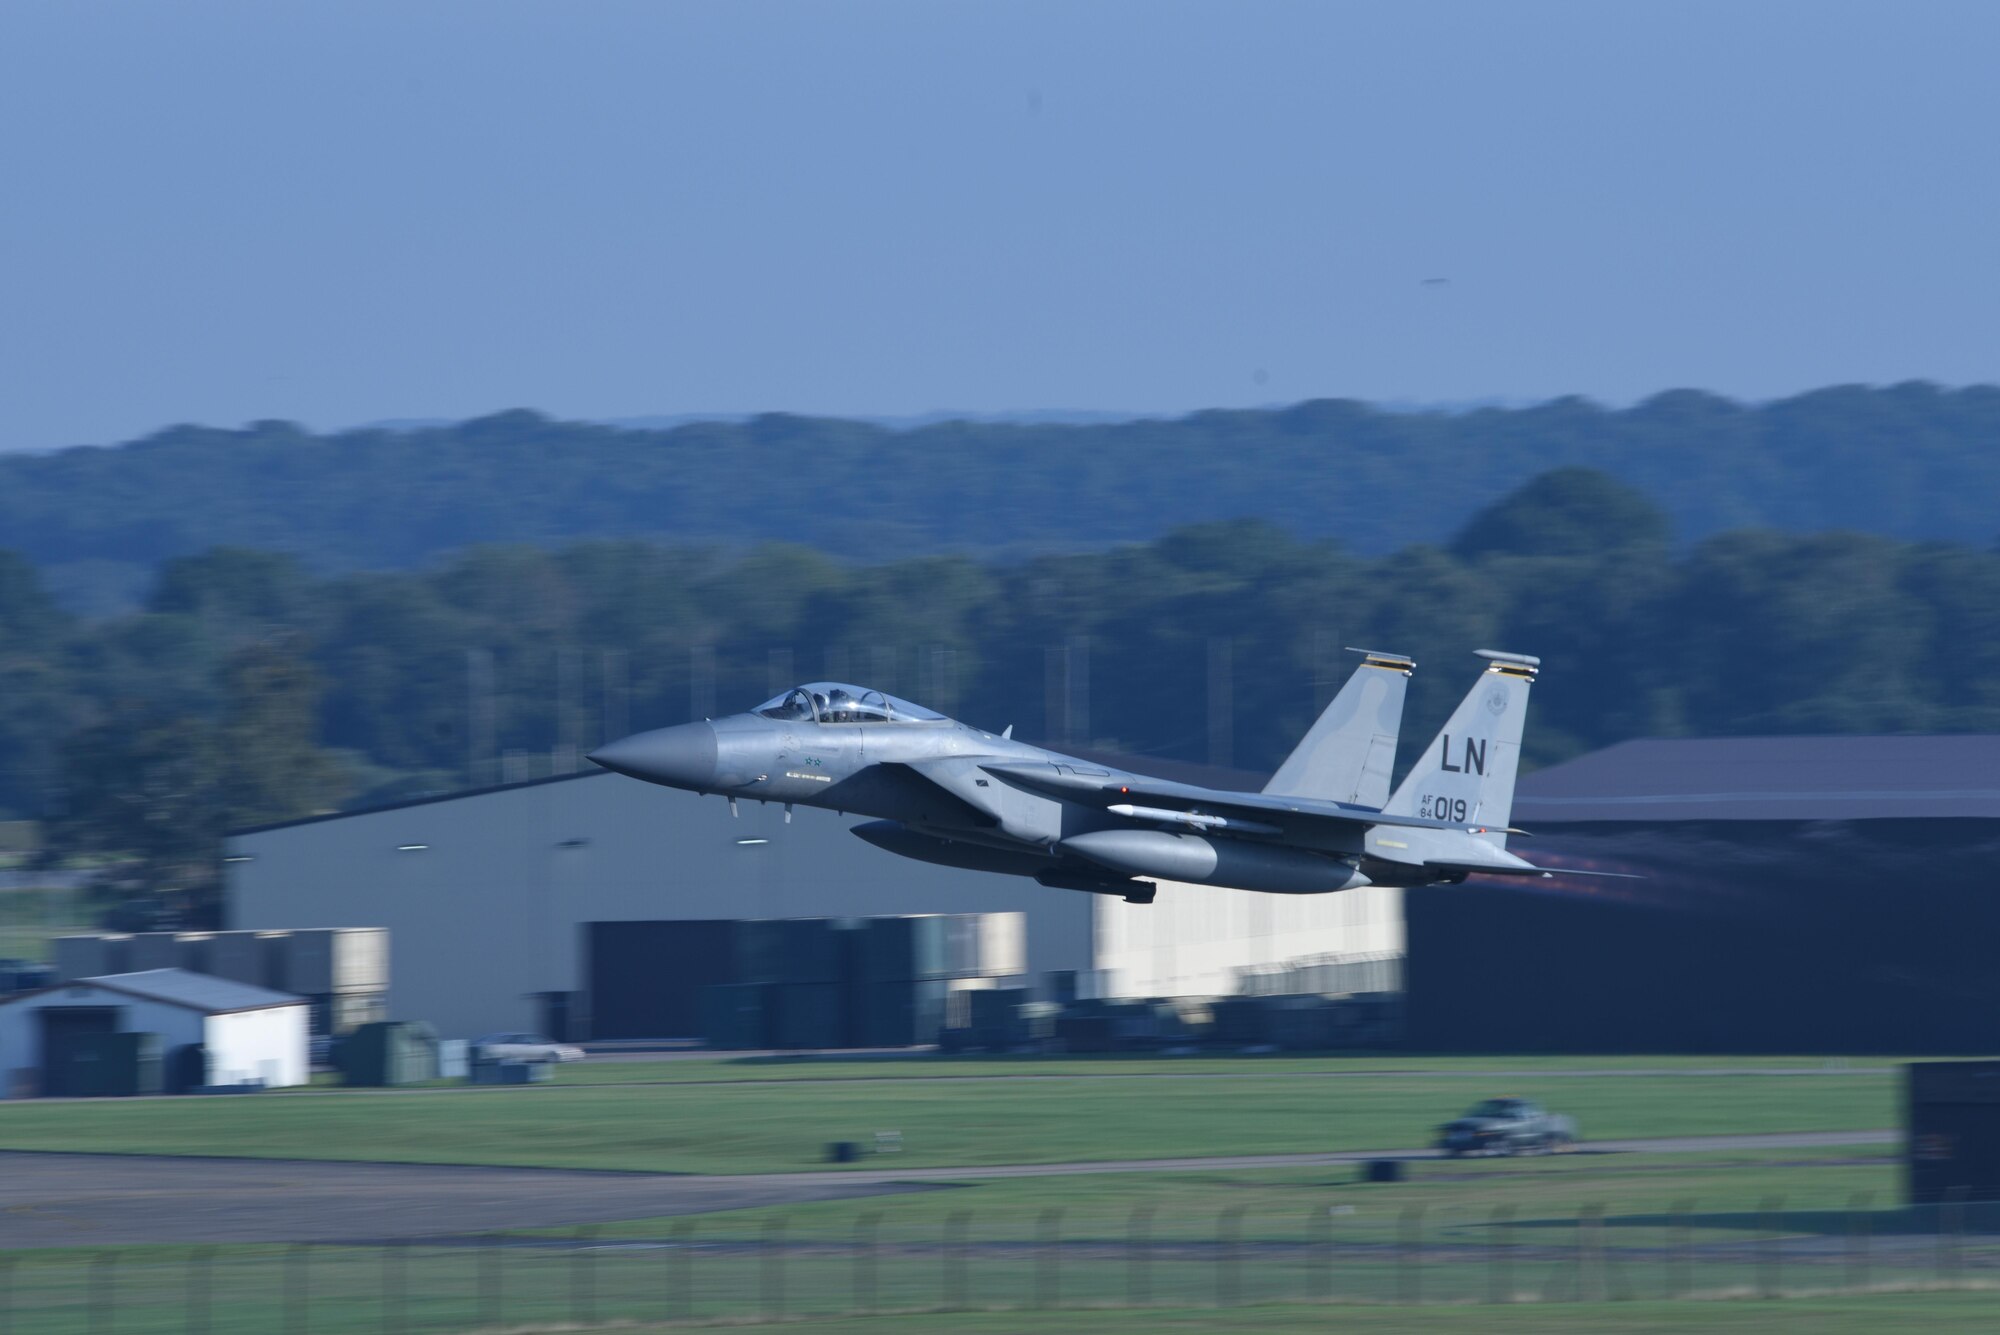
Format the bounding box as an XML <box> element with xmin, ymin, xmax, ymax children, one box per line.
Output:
<box><xmin>1060</xmin><ymin>829</ymin><xmax>1371</xmax><ymax>894</ymax></box>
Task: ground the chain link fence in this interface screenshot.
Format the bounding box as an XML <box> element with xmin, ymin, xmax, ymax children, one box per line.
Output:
<box><xmin>1</xmin><ymin>1193</ymin><xmax>1996</xmax><ymax>1331</ymax></box>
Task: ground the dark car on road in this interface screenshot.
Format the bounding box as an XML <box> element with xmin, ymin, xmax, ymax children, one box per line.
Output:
<box><xmin>1436</xmin><ymin>1097</ymin><xmax>1577</xmax><ymax>1156</ymax></box>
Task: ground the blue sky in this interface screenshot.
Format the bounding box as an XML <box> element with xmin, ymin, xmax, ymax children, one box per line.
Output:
<box><xmin>2</xmin><ymin>0</ymin><xmax>1995</xmax><ymax>450</ymax></box>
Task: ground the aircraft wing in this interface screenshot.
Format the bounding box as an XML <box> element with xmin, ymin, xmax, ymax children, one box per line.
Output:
<box><xmin>868</xmin><ymin>758</ymin><xmax>1002</xmax><ymax>828</ymax></box>
<box><xmin>978</xmin><ymin>760</ymin><xmax>1490</xmax><ymax>838</ymax></box>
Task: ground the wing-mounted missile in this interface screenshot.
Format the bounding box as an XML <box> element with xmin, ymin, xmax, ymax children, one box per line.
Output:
<box><xmin>1105</xmin><ymin>804</ymin><xmax>1283</xmax><ymax>836</ymax></box>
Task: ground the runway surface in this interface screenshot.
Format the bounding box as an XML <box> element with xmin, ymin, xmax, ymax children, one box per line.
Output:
<box><xmin>0</xmin><ymin>1129</ymin><xmax>1895</xmax><ymax>1248</ymax></box>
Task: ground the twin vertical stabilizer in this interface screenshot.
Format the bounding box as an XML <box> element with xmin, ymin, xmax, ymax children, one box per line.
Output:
<box><xmin>1383</xmin><ymin>650</ymin><xmax>1538</xmax><ymax>846</ymax></box>
<box><xmin>1262</xmin><ymin>649</ymin><xmax>1413</xmax><ymax>808</ymax></box>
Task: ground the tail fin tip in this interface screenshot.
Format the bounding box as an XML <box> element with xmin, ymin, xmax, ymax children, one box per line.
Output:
<box><xmin>1381</xmin><ymin>648</ymin><xmax>1540</xmax><ymax>841</ymax></box>
<box><xmin>1348</xmin><ymin>647</ymin><xmax>1415</xmax><ymax>673</ymax></box>
<box><xmin>1262</xmin><ymin>647</ymin><xmax>1413</xmax><ymax>806</ymax></box>
<box><xmin>1475</xmin><ymin>649</ymin><xmax>1540</xmax><ymax>673</ymax></box>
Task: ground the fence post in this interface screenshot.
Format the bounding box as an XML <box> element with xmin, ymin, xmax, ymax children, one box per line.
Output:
<box><xmin>1845</xmin><ymin>1192</ymin><xmax>1872</xmax><ymax>1293</ymax></box>
<box><xmin>1578</xmin><ymin>1203</ymin><xmax>1604</xmax><ymax>1302</ymax></box>
<box><xmin>476</xmin><ymin>1237</ymin><xmax>499</xmax><ymax>1330</ymax></box>
<box><xmin>944</xmin><ymin>1210</ymin><xmax>970</xmax><ymax>1312</ymax></box>
<box><xmin>1432</xmin><ymin>1204</ymin><xmax>1471</xmax><ymax>1304</ymax></box>
<box><xmin>571</xmin><ymin>1224</ymin><xmax>598</xmax><ymax>1325</ymax></box>
<box><xmin>186</xmin><ymin>1246</ymin><xmax>214</xmax><ymax>1335</ymax></box>
<box><xmin>1308</xmin><ymin>1206</ymin><xmax>1332</xmax><ymax>1304</ymax></box>
<box><xmin>1938</xmin><ymin>1186</ymin><xmax>1967</xmax><ymax>1289</ymax></box>
<box><xmin>89</xmin><ymin>1252</ymin><xmax>114</xmax><ymax>1334</ymax></box>
<box><xmin>1601</xmin><ymin>1205</ymin><xmax>1633</xmax><ymax>1302</ymax></box>
<box><xmin>1035</xmin><ymin>1207</ymin><xmax>1062</xmax><ymax>1310</ymax></box>
<box><xmin>1668</xmin><ymin>1199</ymin><xmax>1692</xmax><ymax>1299</ymax></box>
<box><xmin>669</xmin><ymin>1220</ymin><xmax>694</xmax><ymax>1323</ymax></box>
<box><xmin>1757</xmin><ymin>1196</ymin><xmax>1782</xmax><ymax>1299</ymax></box>
<box><xmin>284</xmin><ymin>1245</ymin><xmax>309</xmax><ymax>1335</ymax></box>
<box><xmin>1128</xmin><ymin>1206</ymin><xmax>1153</xmax><ymax>1308</ymax></box>
<box><xmin>853</xmin><ymin>1212</ymin><xmax>879</xmax><ymax>1316</ymax></box>
<box><xmin>761</xmin><ymin>1216</ymin><xmax>787</xmax><ymax>1320</ymax></box>
<box><xmin>381</xmin><ymin>1241</ymin><xmax>406</xmax><ymax>1334</ymax></box>
<box><xmin>1216</xmin><ymin>1205</ymin><xmax>1245</xmax><ymax>1308</ymax></box>
<box><xmin>1488</xmin><ymin>1204</ymin><xmax>1515</xmax><ymax>1304</ymax></box>
<box><xmin>1396</xmin><ymin>1205</ymin><xmax>1423</xmax><ymax>1305</ymax></box>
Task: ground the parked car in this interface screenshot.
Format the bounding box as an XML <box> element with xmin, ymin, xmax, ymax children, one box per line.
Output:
<box><xmin>1436</xmin><ymin>1097</ymin><xmax>1576</xmax><ymax>1156</ymax></box>
<box><xmin>470</xmin><ymin>1032</ymin><xmax>585</xmax><ymax>1064</ymax></box>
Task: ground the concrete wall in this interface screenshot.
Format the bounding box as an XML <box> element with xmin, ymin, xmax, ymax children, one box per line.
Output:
<box><xmin>204</xmin><ymin>1006</ymin><xmax>309</xmax><ymax>1089</ymax></box>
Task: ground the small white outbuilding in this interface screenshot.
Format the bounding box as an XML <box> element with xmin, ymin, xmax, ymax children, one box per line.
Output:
<box><xmin>0</xmin><ymin>969</ymin><xmax>309</xmax><ymax>1098</ymax></box>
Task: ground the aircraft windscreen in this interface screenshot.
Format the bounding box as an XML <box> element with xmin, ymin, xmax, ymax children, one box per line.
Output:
<box><xmin>754</xmin><ymin>682</ymin><xmax>945</xmax><ymax>724</ymax></box>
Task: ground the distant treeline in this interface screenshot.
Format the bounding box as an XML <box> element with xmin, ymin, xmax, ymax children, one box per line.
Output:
<box><xmin>5</xmin><ymin>469</ymin><xmax>2000</xmax><ymax>847</ymax></box>
<box><xmin>5</xmin><ymin>382</ymin><xmax>2000</xmax><ymax>614</ymax></box>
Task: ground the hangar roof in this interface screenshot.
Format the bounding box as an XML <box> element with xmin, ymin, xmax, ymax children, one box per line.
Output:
<box><xmin>0</xmin><ymin>968</ymin><xmax>305</xmax><ymax>1015</ymax></box>
<box><xmin>1513</xmin><ymin>735</ymin><xmax>2000</xmax><ymax>823</ymax></box>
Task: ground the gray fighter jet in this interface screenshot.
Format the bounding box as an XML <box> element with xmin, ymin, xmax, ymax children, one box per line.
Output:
<box><xmin>589</xmin><ymin>650</ymin><xmax>1561</xmax><ymax>903</ymax></box>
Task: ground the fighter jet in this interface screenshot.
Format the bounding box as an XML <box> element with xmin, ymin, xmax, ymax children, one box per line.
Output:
<box><xmin>589</xmin><ymin>649</ymin><xmax>1562</xmax><ymax>904</ymax></box>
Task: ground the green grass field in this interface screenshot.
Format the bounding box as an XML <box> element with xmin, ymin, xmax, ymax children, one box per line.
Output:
<box><xmin>588</xmin><ymin>1295</ymin><xmax>2000</xmax><ymax>1334</ymax></box>
<box><xmin>0</xmin><ymin>1067</ymin><xmax>1897</xmax><ymax>1173</ymax></box>
<box><xmin>0</xmin><ymin>1054</ymin><xmax>1981</xmax><ymax>1333</ymax></box>
<box><xmin>4</xmin><ymin>1241</ymin><xmax>1992</xmax><ymax>1335</ymax></box>
<box><xmin>2</xmin><ymin>1148</ymin><xmax>1988</xmax><ymax>1335</ymax></box>
<box><xmin>502</xmin><ymin>1145</ymin><xmax>1958</xmax><ymax>1309</ymax></box>
<box><xmin>529</xmin><ymin>1051</ymin><xmax>1900</xmax><ymax>1084</ymax></box>
<box><xmin>531</xmin><ymin>1146</ymin><xmax>1904</xmax><ymax>1242</ymax></box>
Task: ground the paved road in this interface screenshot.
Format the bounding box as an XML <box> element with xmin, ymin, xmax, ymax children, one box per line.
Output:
<box><xmin>672</xmin><ymin>1129</ymin><xmax>1898</xmax><ymax>1190</ymax></box>
<box><xmin>0</xmin><ymin>1130</ymin><xmax>1894</xmax><ymax>1248</ymax></box>
<box><xmin>0</xmin><ymin>1153</ymin><xmax>947</xmax><ymax>1248</ymax></box>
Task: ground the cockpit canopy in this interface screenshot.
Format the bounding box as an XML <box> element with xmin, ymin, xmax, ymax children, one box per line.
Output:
<box><xmin>753</xmin><ymin>682</ymin><xmax>947</xmax><ymax>725</ymax></box>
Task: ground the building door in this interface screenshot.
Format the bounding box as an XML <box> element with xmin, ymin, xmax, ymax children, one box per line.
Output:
<box><xmin>535</xmin><ymin>990</ymin><xmax>581</xmax><ymax>1043</ymax></box>
<box><xmin>39</xmin><ymin>1007</ymin><xmax>119</xmax><ymax>1097</ymax></box>
<box><xmin>586</xmin><ymin>920</ymin><xmax>741</xmax><ymax>1038</ymax></box>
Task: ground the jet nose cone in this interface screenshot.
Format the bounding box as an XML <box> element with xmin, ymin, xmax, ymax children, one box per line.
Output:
<box><xmin>588</xmin><ymin>722</ymin><xmax>719</xmax><ymax>791</ymax></box>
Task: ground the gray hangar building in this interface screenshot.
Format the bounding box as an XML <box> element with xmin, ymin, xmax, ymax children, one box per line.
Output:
<box><xmin>226</xmin><ymin>756</ymin><xmax>1404</xmax><ymax>1039</ymax></box>
<box><xmin>230</xmin><ymin>734</ymin><xmax>2000</xmax><ymax>1051</ymax></box>
<box><xmin>1407</xmin><ymin>734</ymin><xmax>2000</xmax><ymax>1054</ymax></box>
